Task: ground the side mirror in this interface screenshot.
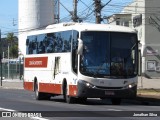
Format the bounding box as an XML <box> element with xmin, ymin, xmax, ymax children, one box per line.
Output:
<box><xmin>138</xmin><ymin>40</ymin><xmax>142</xmax><ymax>48</ymax></box>
<box><xmin>77</xmin><ymin>39</ymin><xmax>83</xmax><ymax>55</ymax></box>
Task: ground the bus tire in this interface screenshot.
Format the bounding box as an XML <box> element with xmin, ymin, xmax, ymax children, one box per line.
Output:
<box><xmin>111</xmin><ymin>98</ymin><xmax>121</xmax><ymax>105</ymax></box>
<box><xmin>34</xmin><ymin>82</ymin><xmax>43</xmax><ymax>100</ymax></box>
<box><xmin>63</xmin><ymin>80</ymin><xmax>67</xmax><ymax>101</ymax></box>
<box><xmin>64</xmin><ymin>84</ymin><xmax>75</xmax><ymax>104</ymax></box>
<box><xmin>77</xmin><ymin>97</ymin><xmax>87</xmax><ymax>104</ymax></box>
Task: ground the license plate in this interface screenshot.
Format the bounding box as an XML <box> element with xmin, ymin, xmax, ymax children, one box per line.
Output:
<box><xmin>105</xmin><ymin>91</ymin><xmax>115</xmax><ymax>95</ymax></box>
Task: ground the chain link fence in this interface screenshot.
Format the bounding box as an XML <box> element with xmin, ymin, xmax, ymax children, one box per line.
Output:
<box><xmin>1</xmin><ymin>63</ymin><xmax>23</xmax><ymax>80</ymax></box>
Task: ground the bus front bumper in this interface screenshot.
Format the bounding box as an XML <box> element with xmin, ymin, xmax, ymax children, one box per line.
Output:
<box><xmin>77</xmin><ymin>80</ymin><xmax>137</xmax><ymax>99</ymax></box>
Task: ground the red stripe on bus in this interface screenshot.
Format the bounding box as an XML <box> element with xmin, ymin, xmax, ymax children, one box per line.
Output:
<box><xmin>39</xmin><ymin>83</ymin><xmax>62</xmax><ymax>94</ymax></box>
<box><xmin>24</xmin><ymin>81</ymin><xmax>78</xmax><ymax>96</ymax></box>
<box><xmin>69</xmin><ymin>85</ymin><xmax>77</xmax><ymax>96</ymax></box>
<box><xmin>24</xmin><ymin>81</ymin><xmax>34</xmax><ymax>91</ymax></box>
<box><xmin>25</xmin><ymin>57</ymin><xmax>48</xmax><ymax>68</ymax></box>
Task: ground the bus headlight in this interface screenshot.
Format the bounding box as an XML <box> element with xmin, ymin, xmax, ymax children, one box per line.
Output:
<box><xmin>78</xmin><ymin>80</ymin><xmax>96</xmax><ymax>88</ymax></box>
<box><xmin>124</xmin><ymin>83</ymin><xmax>136</xmax><ymax>89</ymax></box>
<box><xmin>86</xmin><ymin>82</ymin><xmax>95</xmax><ymax>88</ymax></box>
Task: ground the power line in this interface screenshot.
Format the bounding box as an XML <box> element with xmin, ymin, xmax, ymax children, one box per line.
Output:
<box><xmin>59</xmin><ymin>2</ymin><xmax>72</xmax><ymax>17</ymax></box>
<box><xmin>2</xmin><ymin>0</ymin><xmax>160</xmax><ymax>36</ymax></box>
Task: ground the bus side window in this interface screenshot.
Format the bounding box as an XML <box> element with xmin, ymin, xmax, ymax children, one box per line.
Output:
<box><xmin>72</xmin><ymin>49</ymin><xmax>78</xmax><ymax>74</ymax></box>
<box><xmin>44</xmin><ymin>33</ymin><xmax>54</xmax><ymax>53</ymax></box>
<box><xmin>26</xmin><ymin>39</ymin><xmax>29</xmax><ymax>46</ymax></box>
<box><xmin>72</xmin><ymin>30</ymin><xmax>79</xmax><ymax>74</ymax></box>
<box><xmin>26</xmin><ymin>38</ymin><xmax>30</xmax><ymax>54</ymax></box>
<box><xmin>28</xmin><ymin>41</ymin><xmax>33</xmax><ymax>54</ymax></box>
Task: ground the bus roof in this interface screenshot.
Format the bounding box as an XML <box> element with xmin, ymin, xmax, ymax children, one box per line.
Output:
<box><xmin>47</xmin><ymin>22</ymin><xmax>136</xmax><ymax>32</ymax></box>
<box><xmin>27</xmin><ymin>22</ymin><xmax>136</xmax><ymax>36</ymax></box>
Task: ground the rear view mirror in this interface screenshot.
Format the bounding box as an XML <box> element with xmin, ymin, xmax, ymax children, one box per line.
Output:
<box><xmin>77</xmin><ymin>39</ymin><xmax>83</xmax><ymax>55</ymax></box>
<box><xmin>138</xmin><ymin>40</ymin><xmax>142</xmax><ymax>48</ymax></box>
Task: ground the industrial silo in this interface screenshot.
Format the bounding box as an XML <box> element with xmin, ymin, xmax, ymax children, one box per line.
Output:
<box><xmin>18</xmin><ymin>0</ymin><xmax>55</xmax><ymax>55</ymax></box>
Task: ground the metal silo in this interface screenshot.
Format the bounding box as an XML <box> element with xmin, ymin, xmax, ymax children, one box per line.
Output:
<box><xmin>18</xmin><ymin>0</ymin><xmax>55</xmax><ymax>55</ymax></box>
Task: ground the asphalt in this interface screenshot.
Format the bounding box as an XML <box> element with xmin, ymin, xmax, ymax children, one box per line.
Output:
<box><xmin>0</xmin><ymin>77</ymin><xmax>160</xmax><ymax>105</ymax></box>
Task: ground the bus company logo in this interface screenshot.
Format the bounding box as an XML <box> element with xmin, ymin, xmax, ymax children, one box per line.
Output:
<box><xmin>29</xmin><ymin>61</ymin><xmax>42</xmax><ymax>66</ymax></box>
<box><xmin>25</xmin><ymin>57</ymin><xmax>48</xmax><ymax>68</ymax></box>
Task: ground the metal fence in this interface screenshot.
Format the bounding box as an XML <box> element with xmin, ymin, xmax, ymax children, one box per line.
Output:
<box><xmin>1</xmin><ymin>63</ymin><xmax>23</xmax><ymax>80</ymax></box>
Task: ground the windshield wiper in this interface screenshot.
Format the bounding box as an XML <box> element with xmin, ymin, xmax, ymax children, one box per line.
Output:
<box><xmin>131</xmin><ymin>42</ymin><xmax>137</xmax><ymax>50</ymax></box>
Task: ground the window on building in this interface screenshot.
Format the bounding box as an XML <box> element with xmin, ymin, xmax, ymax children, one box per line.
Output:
<box><xmin>116</xmin><ymin>21</ymin><xmax>120</xmax><ymax>25</ymax></box>
<box><xmin>124</xmin><ymin>21</ymin><xmax>129</xmax><ymax>27</ymax></box>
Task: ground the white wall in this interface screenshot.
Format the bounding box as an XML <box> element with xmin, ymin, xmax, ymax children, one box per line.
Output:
<box><xmin>122</xmin><ymin>0</ymin><xmax>146</xmax><ymax>74</ymax></box>
<box><xmin>107</xmin><ymin>0</ymin><xmax>160</xmax><ymax>77</ymax></box>
<box><xmin>123</xmin><ymin>0</ymin><xmax>160</xmax><ymax>78</ymax></box>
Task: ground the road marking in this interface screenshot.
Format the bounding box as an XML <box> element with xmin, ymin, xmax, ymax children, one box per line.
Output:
<box><xmin>0</xmin><ymin>107</ymin><xmax>49</xmax><ymax>120</ymax></box>
<box><xmin>107</xmin><ymin>109</ymin><xmax>122</xmax><ymax>111</ymax></box>
<box><xmin>31</xmin><ymin>117</ymin><xmax>49</xmax><ymax>120</ymax></box>
<box><xmin>0</xmin><ymin>108</ymin><xmax>15</xmax><ymax>111</ymax></box>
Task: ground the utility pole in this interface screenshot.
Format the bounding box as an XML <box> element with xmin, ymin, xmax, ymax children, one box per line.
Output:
<box><xmin>0</xmin><ymin>29</ymin><xmax>2</xmax><ymax>86</ymax></box>
<box><xmin>94</xmin><ymin>0</ymin><xmax>102</xmax><ymax>24</ymax></box>
<box><xmin>73</xmin><ymin>0</ymin><xmax>78</xmax><ymax>22</ymax></box>
<box><xmin>94</xmin><ymin>0</ymin><xmax>112</xmax><ymax>24</ymax></box>
<box><xmin>54</xmin><ymin>0</ymin><xmax>60</xmax><ymax>23</ymax></box>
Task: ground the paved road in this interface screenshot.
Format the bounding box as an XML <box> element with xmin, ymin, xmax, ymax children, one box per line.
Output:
<box><xmin>0</xmin><ymin>89</ymin><xmax>160</xmax><ymax>120</ymax></box>
<box><xmin>0</xmin><ymin>77</ymin><xmax>160</xmax><ymax>104</ymax></box>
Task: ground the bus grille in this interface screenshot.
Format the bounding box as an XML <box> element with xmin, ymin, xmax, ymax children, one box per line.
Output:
<box><xmin>96</xmin><ymin>86</ymin><xmax>123</xmax><ymax>90</ymax></box>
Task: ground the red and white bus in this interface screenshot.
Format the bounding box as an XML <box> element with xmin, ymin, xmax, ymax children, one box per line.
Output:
<box><xmin>23</xmin><ymin>23</ymin><xmax>139</xmax><ymax>104</ymax></box>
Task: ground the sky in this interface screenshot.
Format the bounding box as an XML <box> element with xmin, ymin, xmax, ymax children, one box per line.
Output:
<box><xmin>0</xmin><ymin>0</ymin><xmax>133</xmax><ymax>38</ymax></box>
<box><xmin>0</xmin><ymin>0</ymin><xmax>18</xmax><ymax>37</ymax></box>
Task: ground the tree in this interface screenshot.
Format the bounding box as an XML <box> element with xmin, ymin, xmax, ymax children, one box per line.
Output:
<box><xmin>6</xmin><ymin>33</ymin><xmax>18</xmax><ymax>58</ymax></box>
<box><xmin>10</xmin><ymin>44</ymin><xmax>18</xmax><ymax>58</ymax></box>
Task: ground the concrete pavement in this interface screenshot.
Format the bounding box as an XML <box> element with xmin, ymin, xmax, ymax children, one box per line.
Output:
<box><xmin>0</xmin><ymin>79</ymin><xmax>23</xmax><ymax>89</ymax></box>
<box><xmin>138</xmin><ymin>77</ymin><xmax>160</xmax><ymax>89</ymax></box>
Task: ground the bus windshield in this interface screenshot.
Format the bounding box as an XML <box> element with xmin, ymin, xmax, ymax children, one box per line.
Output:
<box><xmin>80</xmin><ymin>31</ymin><xmax>138</xmax><ymax>78</ymax></box>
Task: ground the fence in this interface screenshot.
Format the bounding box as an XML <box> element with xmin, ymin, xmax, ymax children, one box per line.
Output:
<box><xmin>0</xmin><ymin>63</ymin><xmax>23</xmax><ymax>79</ymax></box>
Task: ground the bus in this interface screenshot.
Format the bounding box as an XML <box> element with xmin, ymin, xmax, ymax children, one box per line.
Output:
<box><xmin>23</xmin><ymin>23</ymin><xmax>139</xmax><ymax>105</ymax></box>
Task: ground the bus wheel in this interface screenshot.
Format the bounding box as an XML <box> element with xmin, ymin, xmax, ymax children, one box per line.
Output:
<box><xmin>111</xmin><ymin>98</ymin><xmax>121</xmax><ymax>105</ymax></box>
<box><xmin>35</xmin><ymin>82</ymin><xmax>43</xmax><ymax>100</ymax></box>
<box><xmin>64</xmin><ymin>84</ymin><xmax>75</xmax><ymax>104</ymax></box>
<box><xmin>43</xmin><ymin>94</ymin><xmax>51</xmax><ymax>100</ymax></box>
<box><xmin>77</xmin><ymin>97</ymin><xmax>87</xmax><ymax>104</ymax></box>
<box><xmin>100</xmin><ymin>97</ymin><xmax>107</xmax><ymax>100</ymax></box>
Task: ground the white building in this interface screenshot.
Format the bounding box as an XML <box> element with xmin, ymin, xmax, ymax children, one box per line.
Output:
<box><xmin>106</xmin><ymin>0</ymin><xmax>160</xmax><ymax>78</ymax></box>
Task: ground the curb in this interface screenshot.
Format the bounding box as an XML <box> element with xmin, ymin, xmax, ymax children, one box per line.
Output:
<box><xmin>0</xmin><ymin>86</ymin><xmax>23</xmax><ymax>90</ymax></box>
<box><xmin>124</xmin><ymin>95</ymin><xmax>160</xmax><ymax>105</ymax></box>
<box><xmin>136</xmin><ymin>95</ymin><xmax>160</xmax><ymax>105</ymax></box>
